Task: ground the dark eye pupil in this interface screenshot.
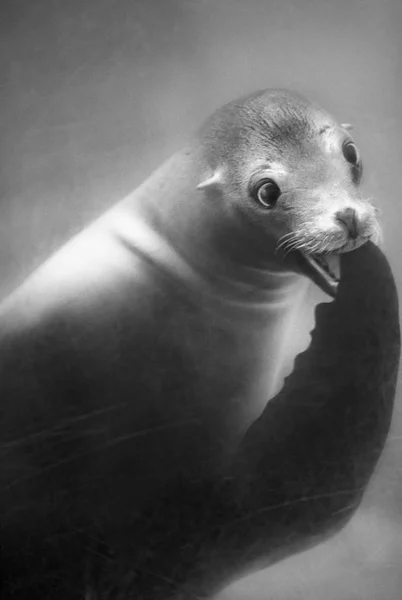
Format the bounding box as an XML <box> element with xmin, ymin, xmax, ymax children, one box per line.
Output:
<box><xmin>343</xmin><ymin>142</ymin><xmax>358</xmax><ymax>164</ymax></box>
<box><xmin>257</xmin><ymin>181</ymin><xmax>280</xmax><ymax>208</ymax></box>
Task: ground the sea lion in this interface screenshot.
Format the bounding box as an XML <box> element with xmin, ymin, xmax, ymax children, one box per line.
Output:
<box><xmin>0</xmin><ymin>89</ymin><xmax>392</xmax><ymax>599</ymax></box>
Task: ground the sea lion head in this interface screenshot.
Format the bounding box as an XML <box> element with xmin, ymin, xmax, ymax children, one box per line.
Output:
<box><xmin>197</xmin><ymin>89</ymin><xmax>380</xmax><ymax>297</ymax></box>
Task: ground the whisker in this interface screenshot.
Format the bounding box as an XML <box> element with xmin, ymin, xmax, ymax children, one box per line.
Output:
<box><xmin>275</xmin><ymin>232</ymin><xmax>297</xmax><ymax>254</ymax></box>
<box><xmin>283</xmin><ymin>239</ymin><xmax>305</xmax><ymax>257</ymax></box>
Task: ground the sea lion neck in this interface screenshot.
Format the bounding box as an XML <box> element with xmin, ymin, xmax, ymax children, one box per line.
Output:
<box><xmin>115</xmin><ymin>146</ymin><xmax>304</xmax><ymax>302</ymax></box>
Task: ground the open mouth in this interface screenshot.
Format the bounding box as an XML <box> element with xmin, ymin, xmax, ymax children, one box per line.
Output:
<box><xmin>297</xmin><ymin>252</ymin><xmax>341</xmax><ymax>298</ymax></box>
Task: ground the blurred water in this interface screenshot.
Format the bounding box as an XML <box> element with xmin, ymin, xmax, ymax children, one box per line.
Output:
<box><xmin>1</xmin><ymin>1</ymin><xmax>402</xmax><ymax>597</ymax></box>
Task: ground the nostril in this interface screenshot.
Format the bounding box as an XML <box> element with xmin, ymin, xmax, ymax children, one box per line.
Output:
<box><xmin>335</xmin><ymin>207</ymin><xmax>359</xmax><ymax>239</ymax></box>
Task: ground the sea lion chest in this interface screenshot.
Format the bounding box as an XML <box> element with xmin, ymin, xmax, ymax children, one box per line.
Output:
<box><xmin>73</xmin><ymin>252</ymin><xmax>289</xmax><ymax>444</ymax></box>
<box><xmin>0</xmin><ymin>230</ymin><xmax>293</xmax><ymax>504</ymax></box>
<box><xmin>132</xmin><ymin>272</ymin><xmax>287</xmax><ymax>435</ymax></box>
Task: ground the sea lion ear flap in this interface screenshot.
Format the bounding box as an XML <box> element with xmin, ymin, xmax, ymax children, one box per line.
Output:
<box><xmin>196</xmin><ymin>169</ymin><xmax>225</xmax><ymax>191</ymax></box>
<box><xmin>341</xmin><ymin>123</ymin><xmax>354</xmax><ymax>131</ymax></box>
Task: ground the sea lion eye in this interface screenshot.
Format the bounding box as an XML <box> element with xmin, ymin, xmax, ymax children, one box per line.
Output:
<box><xmin>342</xmin><ymin>141</ymin><xmax>362</xmax><ymax>184</ymax></box>
<box><xmin>251</xmin><ymin>179</ymin><xmax>281</xmax><ymax>208</ymax></box>
<box><xmin>342</xmin><ymin>141</ymin><xmax>359</xmax><ymax>165</ymax></box>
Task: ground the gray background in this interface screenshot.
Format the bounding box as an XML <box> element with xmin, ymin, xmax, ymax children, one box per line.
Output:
<box><xmin>1</xmin><ymin>0</ymin><xmax>402</xmax><ymax>598</ymax></box>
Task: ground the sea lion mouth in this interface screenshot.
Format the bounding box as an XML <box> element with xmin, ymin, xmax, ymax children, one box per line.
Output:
<box><xmin>296</xmin><ymin>251</ymin><xmax>341</xmax><ymax>298</ymax></box>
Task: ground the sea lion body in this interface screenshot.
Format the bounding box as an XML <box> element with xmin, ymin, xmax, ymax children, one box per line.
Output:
<box><xmin>0</xmin><ymin>89</ymin><xmax>383</xmax><ymax>597</ymax></box>
<box><xmin>0</xmin><ymin>148</ymin><xmax>306</xmax><ymax>518</ymax></box>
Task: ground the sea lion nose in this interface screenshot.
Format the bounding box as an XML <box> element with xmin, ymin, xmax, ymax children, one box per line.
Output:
<box><xmin>335</xmin><ymin>207</ymin><xmax>359</xmax><ymax>239</ymax></box>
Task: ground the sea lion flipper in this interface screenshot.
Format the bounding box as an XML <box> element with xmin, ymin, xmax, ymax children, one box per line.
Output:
<box><xmin>226</xmin><ymin>242</ymin><xmax>400</xmax><ymax>563</ymax></box>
